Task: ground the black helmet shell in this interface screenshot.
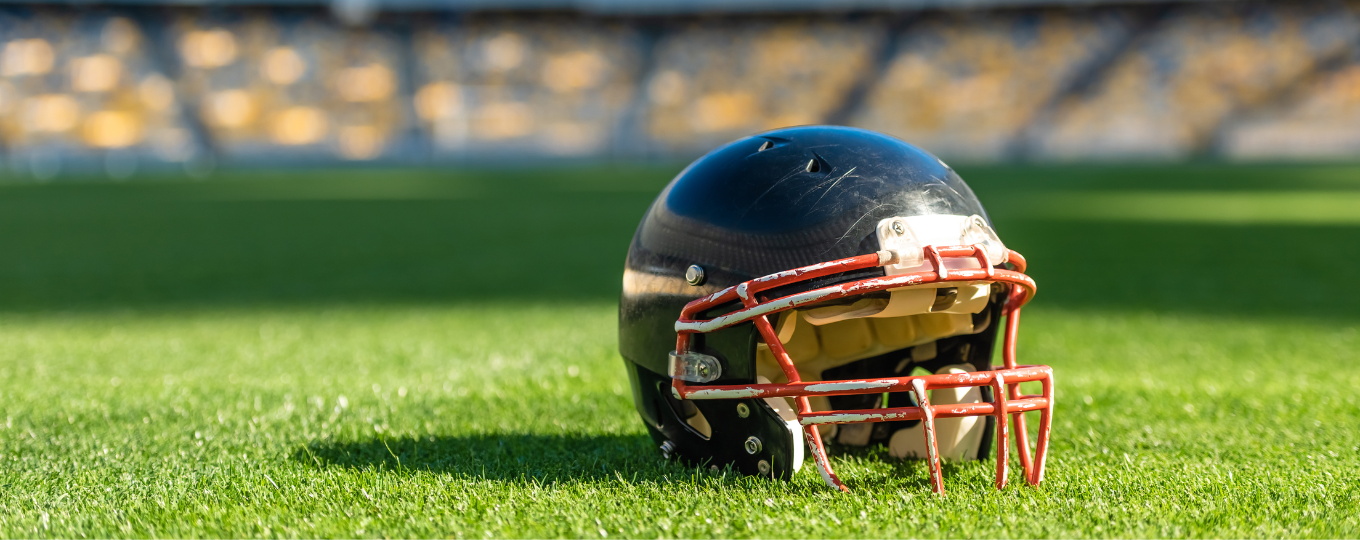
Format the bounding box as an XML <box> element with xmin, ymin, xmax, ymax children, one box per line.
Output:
<box><xmin>619</xmin><ymin>126</ymin><xmax>1001</xmax><ymax>478</ymax></box>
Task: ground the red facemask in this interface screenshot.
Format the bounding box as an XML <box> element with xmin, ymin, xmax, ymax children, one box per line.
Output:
<box><xmin>669</xmin><ymin>244</ymin><xmax>1052</xmax><ymax>495</ymax></box>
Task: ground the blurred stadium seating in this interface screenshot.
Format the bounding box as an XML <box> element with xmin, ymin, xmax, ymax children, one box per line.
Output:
<box><xmin>1033</xmin><ymin>1</ymin><xmax>1360</xmax><ymax>159</ymax></box>
<box><xmin>0</xmin><ymin>0</ymin><xmax>1356</xmax><ymax>174</ymax></box>
<box><xmin>852</xmin><ymin>8</ymin><xmax>1138</xmax><ymax>160</ymax></box>
<box><xmin>170</xmin><ymin>10</ymin><xmax>408</xmax><ymax>163</ymax></box>
<box><xmin>0</xmin><ymin>9</ymin><xmax>200</xmax><ymax>178</ymax></box>
<box><xmin>1220</xmin><ymin>39</ymin><xmax>1360</xmax><ymax>158</ymax></box>
<box><xmin>640</xmin><ymin>17</ymin><xmax>885</xmax><ymax>154</ymax></box>
<box><xmin>413</xmin><ymin>16</ymin><xmax>642</xmax><ymax>158</ymax></box>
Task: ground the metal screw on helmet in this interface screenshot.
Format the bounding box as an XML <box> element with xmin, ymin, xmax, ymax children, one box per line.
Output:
<box><xmin>757</xmin><ymin>460</ymin><xmax>771</xmax><ymax>475</ymax></box>
<box><xmin>659</xmin><ymin>440</ymin><xmax>677</xmax><ymax>460</ymax></box>
<box><xmin>685</xmin><ymin>264</ymin><xmax>706</xmax><ymax>286</ymax></box>
<box><xmin>891</xmin><ymin>220</ymin><xmax>906</xmax><ymax>235</ymax></box>
<box><xmin>736</xmin><ymin>402</ymin><xmax>750</xmax><ymax>418</ymax></box>
<box><xmin>744</xmin><ymin>436</ymin><xmax>762</xmax><ymax>455</ymax></box>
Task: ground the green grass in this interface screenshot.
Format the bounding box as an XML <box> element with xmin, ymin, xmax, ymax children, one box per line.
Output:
<box><xmin>0</xmin><ymin>163</ymin><xmax>1357</xmax><ymax>538</ymax></box>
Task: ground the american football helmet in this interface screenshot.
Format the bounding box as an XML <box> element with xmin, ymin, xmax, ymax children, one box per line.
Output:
<box><xmin>618</xmin><ymin>126</ymin><xmax>1052</xmax><ymax>494</ymax></box>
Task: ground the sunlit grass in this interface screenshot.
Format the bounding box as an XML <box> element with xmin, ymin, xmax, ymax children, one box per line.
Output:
<box><xmin>0</xmin><ymin>306</ymin><xmax>1355</xmax><ymax>538</ymax></box>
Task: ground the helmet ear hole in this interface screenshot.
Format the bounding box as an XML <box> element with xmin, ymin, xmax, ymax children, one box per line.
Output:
<box><xmin>758</xmin><ymin>140</ymin><xmax>774</xmax><ymax>151</ymax></box>
<box><xmin>660</xmin><ymin>381</ymin><xmax>713</xmax><ymax>439</ymax></box>
<box><xmin>805</xmin><ymin>159</ymin><xmax>820</xmax><ymax>173</ymax></box>
<box><xmin>684</xmin><ymin>405</ymin><xmax>713</xmax><ymax>438</ymax></box>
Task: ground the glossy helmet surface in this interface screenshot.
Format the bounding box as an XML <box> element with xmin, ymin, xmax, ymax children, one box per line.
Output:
<box><xmin>618</xmin><ymin>126</ymin><xmax>1052</xmax><ymax>493</ymax></box>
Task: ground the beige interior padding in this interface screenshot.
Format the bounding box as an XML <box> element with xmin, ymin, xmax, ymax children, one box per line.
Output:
<box><xmin>796</xmin><ymin>283</ymin><xmax>990</xmax><ymax>327</ymax></box>
<box><xmin>754</xmin><ymin>283</ymin><xmax>990</xmax><ymax>441</ymax></box>
<box><xmin>757</xmin><ymin>284</ymin><xmax>987</xmax><ymax>387</ymax></box>
<box><xmin>888</xmin><ymin>364</ymin><xmax>987</xmax><ymax>462</ymax></box>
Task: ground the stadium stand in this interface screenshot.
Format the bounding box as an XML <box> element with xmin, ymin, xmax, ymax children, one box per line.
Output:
<box><xmin>0</xmin><ymin>9</ymin><xmax>199</xmax><ymax>177</ymax></box>
<box><xmin>0</xmin><ymin>0</ymin><xmax>1357</xmax><ymax>172</ymax></box>
<box><xmin>1033</xmin><ymin>1</ymin><xmax>1360</xmax><ymax>159</ymax></box>
<box><xmin>412</xmin><ymin>16</ymin><xmax>642</xmax><ymax>158</ymax></box>
<box><xmin>852</xmin><ymin>8</ymin><xmax>1138</xmax><ymax>160</ymax></box>
<box><xmin>640</xmin><ymin>17</ymin><xmax>885</xmax><ymax>154</ymax></box>
<box><xmin>169</xmin><ymin>10</ymin><xmax>408</xmax><ymax>163</ymax></box>
<box><xmin>1220</xmin><ymin>48</ymin><xmax>1360</xmax><ymax>158</ymax></box>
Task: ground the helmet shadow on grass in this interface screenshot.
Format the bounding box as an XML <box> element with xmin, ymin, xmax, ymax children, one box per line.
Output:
<box><xmin>294</xmin><ymin>432</ymin><xmax>743</xmax><ymax>486</ymax></box>
<box><xmin>292</xmin><ymin>433</ymin><xmax>984</xmax><ymax>493</ymax></box>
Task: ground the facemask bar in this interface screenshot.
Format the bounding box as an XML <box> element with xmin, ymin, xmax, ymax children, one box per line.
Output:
<box><xmin>671</xmin><ymin>244</ymin><xmax>1053</xmax><ymax>495</ymax></box>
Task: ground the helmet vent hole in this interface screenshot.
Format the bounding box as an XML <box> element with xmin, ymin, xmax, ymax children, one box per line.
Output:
<box><xmin>805</xmin><ymin>159</ymin><xmax>820</xmax><ymax>173</ymax></box>
<box><xmin>758</xmin><ymin>140</ymin><xmax>774</xmax><ymax>151</ymax></box>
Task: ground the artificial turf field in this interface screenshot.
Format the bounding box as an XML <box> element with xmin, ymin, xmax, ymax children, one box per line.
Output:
<box><xmin>0</xmin><ymin>163</ymin><xmax>1357</xmax><ymax>538</ymax></box>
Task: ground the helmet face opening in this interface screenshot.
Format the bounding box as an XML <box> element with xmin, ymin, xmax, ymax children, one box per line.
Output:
<box><xmin>755</xmin><ymin>297</ymin><xmax>995</xmax><ymax>456</ymax></box>
<box><xmin>618</xmin><ymin>126</ymin><xmax>1055</xmax><ymax>494</ymax></box>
